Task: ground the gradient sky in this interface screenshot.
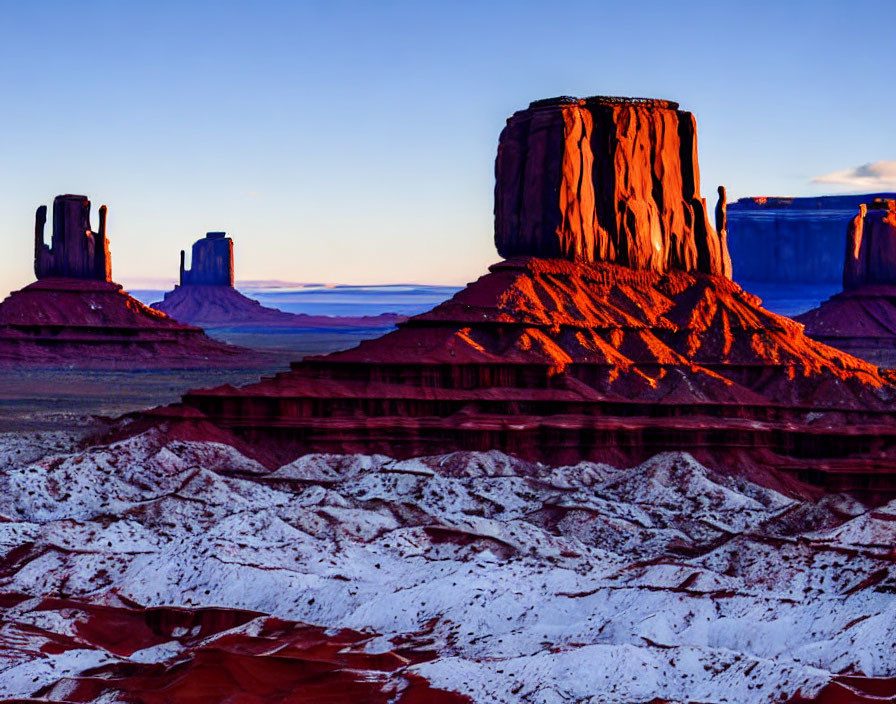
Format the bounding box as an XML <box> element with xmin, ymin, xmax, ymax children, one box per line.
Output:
<box><xmin>1</xmin><ymin>0</ymin><xmax>894</xmax><ymax>295</ymax></box>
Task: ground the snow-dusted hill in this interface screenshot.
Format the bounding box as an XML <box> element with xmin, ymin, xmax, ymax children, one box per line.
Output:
<box><xmin>0</xmin><ymin>430</ymin><xmax>894</xmax><ymax>703</ymax></box>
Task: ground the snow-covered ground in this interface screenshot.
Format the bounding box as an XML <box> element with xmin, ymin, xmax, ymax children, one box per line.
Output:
<box><xmin>0</xmin><ymin>429</ymin><xmax>894</xmax><ymax>703</ymax></box>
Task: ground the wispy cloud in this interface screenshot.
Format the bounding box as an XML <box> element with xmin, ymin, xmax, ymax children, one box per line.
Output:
<box><xmin>811</xmin><ymin>160</ymin><xmax>896</xmax><ymax>189</ymax></box>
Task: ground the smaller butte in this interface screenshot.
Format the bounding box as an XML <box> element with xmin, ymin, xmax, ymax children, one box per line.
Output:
<box><xmin>151</xmin><ymin>232</ymin><xmax>404</xmax><ymax>330</ymax></box>
<box><xmin>0</xmin><ymin>196</ymin><xmax>254</xmax><ymax>369</ymax></box>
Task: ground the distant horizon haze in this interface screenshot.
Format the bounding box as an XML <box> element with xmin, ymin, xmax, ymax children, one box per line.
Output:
<box><xmin>1</xmin><ymin>0</ymin><xmax>893</xmax><ymax>296</ymax></box>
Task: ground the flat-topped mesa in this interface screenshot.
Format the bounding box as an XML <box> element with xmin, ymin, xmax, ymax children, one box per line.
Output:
<box><xmin>34</xmin><ymin>195</ymin><xmax>111</xmax><ymax>281</ymax></box>
<box><xmin>844</xmin><ymin>198</ymin><xmax>896</xmax><ymax>290</ymax></box>
<box><xmin>180</xmin><ymin>232</ymin><xmax>234</xmax><ymax>287</ymax></box>
<box><xmin>494</xmin><ymin>96</ymin><xmax>732</xmax><ymax>277</ymax></box>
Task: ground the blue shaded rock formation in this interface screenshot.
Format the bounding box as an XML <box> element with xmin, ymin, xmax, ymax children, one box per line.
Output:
<box><xmin>726</xmin><ymin>193</ymin><xmax>896</xmax><ymax>284</ymax></box>
<box><xmin>180</xmin><ymin>232</ymin><xmax>234</xmax><ymax>287</ymax></box>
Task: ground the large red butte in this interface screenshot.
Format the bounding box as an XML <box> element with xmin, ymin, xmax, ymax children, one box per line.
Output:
<box><xmin>178</xmin><ymin>97</ymin><xmax>896</xmax><ymax>501</ymax></box>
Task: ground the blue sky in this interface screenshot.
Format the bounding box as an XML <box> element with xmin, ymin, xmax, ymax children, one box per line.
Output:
<box><xmin>1</xmin><ymin>0</ymin><xmax>893</xmax><ymax>293</ymax></box>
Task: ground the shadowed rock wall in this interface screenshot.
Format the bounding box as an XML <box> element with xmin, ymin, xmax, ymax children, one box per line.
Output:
<box><xmin>494</xmin><ymin>96</ymin><xmax>731</xmax><ymax>277</ymax></box>
<box><xmin>727</xmin><ymin>194</ymin><xmax>896</xmax><ymax>284</ymax></box>
<box><xmin>180</xmin><ymin>232</ymin><xmax>234</xmax><ymax>287</ymax></box>
<box><xmin>34</xmin><ymin>195</ymin><xmax>111</xmax><ymax>281</ymax></box>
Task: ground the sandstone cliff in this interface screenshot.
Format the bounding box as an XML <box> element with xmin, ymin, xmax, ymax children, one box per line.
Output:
<box><xmin>494</xmin><ymin>96</ymin><xmax>731</xmax><ymax>277</ymax></box>
<box><xmin>796</xmin><ymin>198</ymin><xmax>896</xmax><ymax>367</ymax></box>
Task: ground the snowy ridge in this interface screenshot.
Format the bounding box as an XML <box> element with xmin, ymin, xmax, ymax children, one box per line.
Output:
<box><xmin>0</xmin><ymin>430</ymin><xmax>894</xmax><ymax>703</ymax></box>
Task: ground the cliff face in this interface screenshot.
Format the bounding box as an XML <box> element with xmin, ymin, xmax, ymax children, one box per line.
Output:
<box><xmin>844</xmin><ymin>198</ymin><xmax>896</xmax><ymax>290</ymax></box>
<box><xmin>34</xmin><ymin>195</ymin><xmax>111</xmax><ymax>281</ymax></box>
<box><xmin>494</xmin><ymin>96</ymin><xmax>731</xmax><ymax>277</ymax></box>
<box><xmin>181</xmin><ymin>232</ymin><xmax>234</xmax><ymax>286</ymax></box>
<box><xmin>726</xmin><ymin>193</ymin><xmax>896</xmax><ymax>284</ymax></box>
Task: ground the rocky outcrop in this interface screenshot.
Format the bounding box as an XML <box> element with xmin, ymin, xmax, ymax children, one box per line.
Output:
<box><xmin>796</xmin><ymin>198</ymin><xmax>896</xmax><ymax>367</ymax></box>
<box><xmin>34</xmin><ymin>194</ymin><xmax>111</xmax><ymax>281</ymax></box>
<box><xmin>180</xmin><ymin>232</ymin><xmax>234</xmax><ymax>287</ymax></box>
<box><xmin>726</xmin><ymin>193</ymin><xmax>896</xmax><ymax>284</ymax></box>
<box><xmin>844</xmin><ymin>198</ymin><xmax>896</xmax><ymax>290</ymax></box>
<box><xmin>1</xmin><ymin>196</ymin><xmax>261</xmax><ymax>369</ymax></box>
<box><xmin>153</xmin><ymin>233</ymin><xmax>403</xmax><ymax>330</ymax></box>
<box><xmin>494</xmin><ymin>96</ymin><xmax>731</xmax><ymax>277</ymax></box>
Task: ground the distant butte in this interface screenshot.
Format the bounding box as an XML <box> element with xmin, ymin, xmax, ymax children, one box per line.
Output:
<box><xmin>151</xmin><ymin>232</ymin><xmax>404</xmax><ymax>329</ymax></box>
<box><xmin>153</xmin><ymin>97</ymin><xmax>895</xmax><ymax>501</ymax></box>
<box><xmin>796</xmin><ymin>197</ymin><xmax>896</xmax><ymax>368</ymax></box>
<box><xmin>0</xmin><ymin>196</ymin><xmax>255</xmax><ymax>369</ymax></box>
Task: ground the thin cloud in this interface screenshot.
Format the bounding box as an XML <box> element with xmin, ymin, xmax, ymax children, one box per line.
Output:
<box><xmin>811</xmin><ymin>160</ymin><xmax>896</xmax><ymax>189</ymax></box>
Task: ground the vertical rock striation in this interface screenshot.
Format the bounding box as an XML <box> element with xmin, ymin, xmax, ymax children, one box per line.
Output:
<box><xmin>34</xmin><ymin>195</ymin><xmax>111</xmax><ymax>281</ymax></box>
<box><xmin>843</xmin><ymin>198</ymin><xmax>896</xmax><ymax>290</ymax></box>
<box><xmin>494</xmin><ymin>96</ymin><xmax>731</xmax><ymax>277</ymax></box>
<box><xmin>180</xmin><ymin>232</ymin><xmax>234</xmax><ymax>287</ymax></box>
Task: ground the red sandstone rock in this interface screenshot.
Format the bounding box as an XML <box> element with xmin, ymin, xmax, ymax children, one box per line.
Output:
<box><xmin>152</xmin><ymin>282</ymin><xmax>405</xmax><ymax>328</ymax></box>
<box><xmin>34</xmin><ymin>195</ymin><xmax>111</xmax><ymax>281</ymax></box>
<box><xmin>494</xmin><ymin>96</ymin><xmax>731</xmax><ymax>277</ymax></box>
<box><xmin>160</xmin><ymin>98</ymin><xmax>896</xmax><ymax>499</ymax></box>
<box><xmin>180</xmin><ymin>232</ymin><xmax>235</xmax><ymax>287</ymax></box>
<box><xmin>0</xmin><ymin>278</ymin><xmax>256</xmax><ymax>368</ymax></box>
<box><xmin>795</xmin><ymin>287</ymin><xmax>896</xmax><ymax>368</ymax></box>
<box><xmin>1</xmin><ymin>597</ymin><xmax>468</xmax><ymax>704</ymax></box>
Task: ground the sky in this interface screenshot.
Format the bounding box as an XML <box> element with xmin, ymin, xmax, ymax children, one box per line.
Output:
<box><xmin>0</xmin><ymin>0</ymin><xmax>894</xmax><ymax>294</ymax></box>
